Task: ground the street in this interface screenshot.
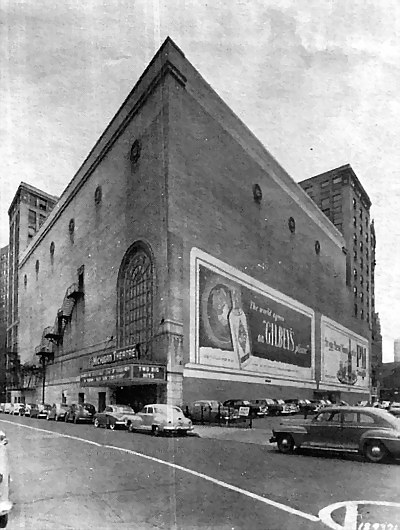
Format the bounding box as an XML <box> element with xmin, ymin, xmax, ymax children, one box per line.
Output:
<box><xmin>1</xmin><ymin>415</ymin><xmax>400</xmax><ymax>529</ymax></box>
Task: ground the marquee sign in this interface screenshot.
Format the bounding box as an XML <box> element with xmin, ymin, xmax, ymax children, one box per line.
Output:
<box><xmin>81</xmin><ymin>364</ymin><xmax>166</xmax><ymax>386</ymax></box>
<box><xmin>89</xmin><ymin>345</ymin><xmax>138</xmax><ymax>367</ymax></box>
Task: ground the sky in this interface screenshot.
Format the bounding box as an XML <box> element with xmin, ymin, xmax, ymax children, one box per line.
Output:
<box><xmin>0</xmin><ymin>0</ymin><xmax>399</xmax><ymax>362</ymax></box>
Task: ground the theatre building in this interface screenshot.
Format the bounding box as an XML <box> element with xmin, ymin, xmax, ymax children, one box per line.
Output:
<box><xmin>17</xmin><ymin>38</ymin><xmax>371</xmax><ymax>411</ymax></box>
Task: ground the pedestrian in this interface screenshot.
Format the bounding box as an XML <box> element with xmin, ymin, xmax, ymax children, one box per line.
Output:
<box><xmin>303</xmin><ymin>407</ymin><xmax>308</xmax><ymax>419</ymax></box>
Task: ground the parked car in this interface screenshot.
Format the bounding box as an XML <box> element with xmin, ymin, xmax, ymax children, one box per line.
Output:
<box><xmin>65</xmin><ymin>403</ymin><xmax>96</xmax><ymax>424</ymax></box>
<box><xmin>273</xmin><ymin>399</ymin><xmax>296</xmax><ymax>415</ymax></box>
<box><xmin>129</xmin><ymin>404</ymin><xmax>193</xmax><ymax>436</ymax></box>
<box><xmin>252</xmin><ymin>398</ymin><xmax>283</xmax><ymax>416</ymax></box>
<box><xmin>185</xmin><ymin>400</ymin><xmax>239</xmax><ymax>423</ymax></box>
<box><xmin>25</xmin><ymin>404</ymin><xmax>40</xmax><ymax>418</ymax></box>
<box><xmin>47</xmin><ymin>403</ymin><xmax>69</xmax><ymax>421</ymax></box>
<box><xmin>94</xmin><ymin>404</ymin><xmax>140</xmax><ymax>430</ymax></box>
<box><xmin>10</xmin><ymin>404</ymin><xmax>25</xmax><ymax>416</ymax></box>
<box><xmin>284</xmin><ymin>399</ymin><xmax>315</xmax><ymax>415</ymax></box>
<box><xmin>37</xmin><ymin>404</ymin><xmax>52</xmax><ymax>419</ymax></box>
<box><xmin>388</xmin><ymin>402</ymin><xmax>400</xmax><ymax>417</ymax></box>
<box><xmin>222</xmin><ymin>399</ymin><xmax>262</xmax><ymax>418</ymax></box>
<box><xmin>270</xmin><ymin>405</ymin><xmax>400</xmax><ymax>463</ymax></box>
<box><xmin>0</xmin><ymin>428</ymin><xmax>12</xmax><ymax>527</ymax></box>
<box><xmin>2</xmin><ymin>405</ymin><xmax>12</xmax><ymax>415</ymax></box>
<box><xmin>0</xmin><ymin>404</ymin><xmax>5</xmax><ymax>414</ymax></box>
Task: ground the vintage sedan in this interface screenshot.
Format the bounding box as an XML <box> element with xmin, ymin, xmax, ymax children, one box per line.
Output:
<box><xmin>270</xmin><ymin>406</ymin><xmax>400</xmax><ymax>463</ymax></box>
<box><xmin>47</xmin><ymin>403</ymin><xmax>69</xmax><ymax>421</ymax></box>
<box><xmin>129</xmin><ymin>404</ymin><xmax>193</xmax><ymax>436</ymax></box>
<box><xmin>25</xmin><ymin>404</ymin><xmax>40</xmax><ymax>418</ymax></box>
<box><xmin>93</xmin><ymin>405</ymin><xmax>141</xmax><ymax>430</ymax></box>
<box><xmin>65</xmin><ymin>403</ymin><xmax>96</xmax><ymax>424</ymax></box>
<box><xmin>37</xmin><ymin>404</ymin><xmax>52</xmax><ymax>419</ymax></box>
<box><xmin>186</xmin><ymin>400</ymin><xmax>239</xmax><ymax>423</ymax></box>
<box><xmin>0</xmin><ymin>429</ymin><xmax>12</xmax><ymax>527</ymax></box>
<box><xmin>388</xmin><ymin>402</ymin><xmax>400</xmax><ymax>417</ymax></box>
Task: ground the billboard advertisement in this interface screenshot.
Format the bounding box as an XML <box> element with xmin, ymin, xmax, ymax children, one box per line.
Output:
<box><xmin>190</xmin><ymin>249</ymin><xmax>315</xmax><ymax>383</ymax></box>
<box><xmin>321</xmin><ymin>316</ymin><xmax>369</xmax><ymax>389</ymax></box>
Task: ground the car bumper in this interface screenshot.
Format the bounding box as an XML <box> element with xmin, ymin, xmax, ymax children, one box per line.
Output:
<box><xmin>0</xmin><ymin>499</ymin><xmax>12</xmax><ymax>517</ymax></box>
<box><xmin>163</xmin><ymin>425</ymin><xmax>194</xmax><ymax>432</ymax></box>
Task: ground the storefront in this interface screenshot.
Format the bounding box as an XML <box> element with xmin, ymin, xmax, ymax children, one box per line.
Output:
<box><xmin>81</xmin><ymin>360</ymin><xmax>167</xmax><ymax>412</ymax></box>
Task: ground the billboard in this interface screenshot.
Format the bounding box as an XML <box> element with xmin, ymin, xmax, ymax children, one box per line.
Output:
<box><xmin>321</xmin><ymin>316</ymin><xmax>369</xmax><ymax>389</ymax></box>
<box><xmin>190</xmin><ymin>249</ymin><xmax>315</xmax><ymax>383</ymax></box>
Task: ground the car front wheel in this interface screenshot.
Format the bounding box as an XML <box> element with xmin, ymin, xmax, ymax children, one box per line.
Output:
<box><xmin>277</xmin><ymin>434</ymin><xmax>294</xmax><ymax>454</ymax></box>
<box><xmin>0</xmin><ymin>514</ymin><xmax>8</xmax><ymax>528</ymax></box>
<box><xmin>364</xmin><ymin>440</ymin><xmax>388</xmax><ymax>463</ymax></box>
<box><xmin>109</xmin><ymin>421</ymin><xmax>115</xmax><ymax>430</ymax></box>
<box><xmin>94</xmin><ymin>418</ymin><xmax>100</xmax><ymax>428</ymax></box>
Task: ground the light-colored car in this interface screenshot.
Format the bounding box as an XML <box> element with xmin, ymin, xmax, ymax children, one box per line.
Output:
<box><xmin>0</xmin><ymin>405</ymin><xmax>5</xmax><ymax>414</ymax></box>
<box><xmin>65</xmin><ymin>403</ymin><xmax>96</xmax><ymax>424</ymax></box>
<box><xmin>10</xmin><ymin>404</ymin><xmax>25</xmax><ymax>416</ymax></box>
<box><xmin>0</xmin><ymin>429</ymin><xmax>12</xmax><ymax>527</ymax></box>
<box><xmin>93</xmin><ymin>405</ymin><xmax>141</xmax><ymax>430</ymax></box>
<box><xmin>2</xmin><ymin>405</ymin><xmax>12</xmax><ymax>415</ymax></box>
<box><xmin>47</xmin><ymin>403</ymin><xmax>69</xmax><ymax>421</ymax></box>
<box><xmin>129</xmin><ymin>404</ymin><xmax>193</xmax><ymax>436</ymax></box>
<box><xmin>270</xmin><ymin>406</ymin><xmax>400</xmax><ymax>463</ymax></box>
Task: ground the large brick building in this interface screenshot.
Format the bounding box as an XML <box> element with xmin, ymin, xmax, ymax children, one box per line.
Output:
<box><xmin>16</xmin><ymin>38</ymin><xmax>371</xmax><ymax>411</ymax></box>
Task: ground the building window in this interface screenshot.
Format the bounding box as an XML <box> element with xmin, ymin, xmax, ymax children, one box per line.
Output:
<box><xmin>353</xmin><ymin>234</ymin><xmax>357</xmax><ymax>245</ymax></box>
<box><xmin>359</xmin><ymin>208</ymin><xmax>363</xmax><ymax>219</ymax></box>
<box><xmin>334</xmin><ymin>222</ymin><xmax>342</xmax><ymax>231</ymax></box>
<box><xmin>359</xmin><ymin>241</ymin><xmax>363</xmax><ymax>252</ymax></box>
<box><xmin>366</xmin><ymin>265</ymin><xmax>369</xmax><ymax>275</ymax></box>
<box><xmin>28</xmin><ymin>210</ymin><xmax>36</xmax><ymax>227</ymax></box>
<box><xmin>354</xmin><ymin>304</ymin><xmax>358</xmax><ymax>317</ymax></box>
<box><xmin>353</xmin><ymin>198</ymin><xmax>357</xmax><ymax>209</ymax></box>
<box><xmin>50</xmin><ymin>242</ymin><xmax>55</xmax><ymax>265</ymax></box>
<box><xmin>117</xmin><ymin>242</ymin><xmax>154</xmax><ymax>356</ymax></box>
<box><xmin>332</xmin><ymin>176</ymin><xmax>342</xmax><ymax>184</ymax></box>
<box><xmin>359</xmin><ymin>225</ymin><xmax>363</xmax><ymax>235</ymax></box>
<box><xmin>38</xmin><ymin>198</ymin><xmax>47</xmax><ymax>211</ymax></box>
<box><xmin>35</xmin><ymin>260</ymin><xmax>39</xmax><ymax>279</ymax></box>
<box><xmin>322</xmin><ymin>208</ymin><xmax>330</xmax><ymax>218</ymax></box>
<box><xmin>24</xmin><ymin>274</ymin><xmax>27</xmax><ymax>288</ymax></box>
<box><xmin>29</xmin><ymin>195</ymin><xmax>37</xmax><ymax>207</ymax></box>
<box><xmin>366</xmin><ymin>233</ymin><xmax>369</xmax><ymax>243</ymax></box>
<box><xmin>360</xmin><ymin>292</ymin><xmax>364</xmax><ymax>303</ymax></box>
<box><xmin>321</xmin><ymin>198</ymin><xmax>330</xmax><ymax>209</ymax></box>
<box><xmin>39</xmin><ymin>214</ymin><xmax>46</xmax><ymax>228</ymax></box>
<box><xmin>353</xmin><ymin>216</ymin><xmax>357</xmax><ymax>227</ymax></box>
<box><xmin>321</xmin><ymin>180</ymin><xmax>330</xmax><ymax>188</ymax></box>
<box><xmin>360</xmin><ymin>275</ymin><xmax>364</xmax><ymax>286</ymax></box>
<box><xmin>130</xmin><ymin>139</ymin><xmax>141</xmax><ymax>164</ymax></box>
<box><xmin>360</xmin><ymin>258</ymin><xmax>364</xmax><ymax>269</ymax></box>
<box><xmin>366</xmin><ymin>281</ymin><xmax>369</xmax><ymax>292</ymax></box>
<box><xmin>353</xmin><ymin>250</ymin><xmax>357</xmax><ymax>260</ymax></box>
<box><xmin>315</xmin><ymin>241</ymin><xmax>321</xmax><ymax>254</ymax></box>
<box><xmin>353</xmin><ymin>286</ymin><xmax>357</xmax><ymax>297</ymax></box>
<box><xmin>288</xmin><ymin>217</ymin><xmax>296</xmax><ymax>233</ymax></box>
<box><xmin>360</xmin><ymin>309</ymin><xmax>364</xmax><ymax>320</ymax></box>
<box><xmin>353</xmin><ymin>268</ymin><xmax>357</xmax><ymax>280</ymax></box>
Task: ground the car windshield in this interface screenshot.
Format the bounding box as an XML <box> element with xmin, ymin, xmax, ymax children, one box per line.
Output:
<box><xmin>276</xmin><ymin>400</ymin><xmax>285</xmax><ymax>405</ymax></box>
<box><xmin>154</xmin><ymin>406</ymin><xmax>182</xmax><ymax>414</ymax></box>
<box><xmin>115</xmin><ymin>406</ymin><xmax>134</xmax><ymax>414</ymax></box>
<box><xmin>265</xmin><ymin>399</ymin><xmax>275</xmax><ymax>405</ymax></box>
<box><xmin>83</xmin><ymin>404</ymin><xmax>95</xmax><ymax>412</ymax></box>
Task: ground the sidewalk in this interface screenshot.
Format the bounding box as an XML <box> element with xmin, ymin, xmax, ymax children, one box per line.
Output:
<box><xmin>191</xmin><ymin>424</ymin><xmax>273</xmax><ymax>446</ymax></box>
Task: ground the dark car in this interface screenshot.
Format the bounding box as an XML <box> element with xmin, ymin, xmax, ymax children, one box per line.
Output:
<box><xmin>250</xmin><ymin>399</ymin><xmax>282</xmax><ymax>416</ymax></box>
<box><xmin>222</xmin><ymin>399</ymin><xmax>262</xmax><ymax>418</ymax></box>
<box><xmin>65</xmin><ymin>403</ymin><xmax>96</xmax><ymax>424</ymax></box>
<box><xmin>285</xmin><ymin>399</ymin><xmax>317</xmax><ymax>415</ymax></box>
<box><xmin>25</xmin><ymin>403</ymin><xmax>40</xmax><ymax>418</ymax></box>
<box><xmin>270</xmin><ymin>405</ymin><xmax>400</xmax><ymax>463</ymax></box>
<box><xmin>47</xmin><ymin>403</ymin><xmax>69</xmax><ymax>421</ymax></box>
<box><xmin>186</xmin><ymin>400</ymin><xmax>239</xmax><ymax>423</ymax></box>
<box><xmin>388</xmin><ymin>402</ymin><xmax>400</xmax><ymax>417</ymax></box>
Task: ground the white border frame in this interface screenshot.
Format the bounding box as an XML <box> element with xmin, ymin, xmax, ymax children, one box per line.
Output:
<box><xmin>187</xmin><ymin>247</ymin><xmax>316</xmax><ymax>386</ymax></box>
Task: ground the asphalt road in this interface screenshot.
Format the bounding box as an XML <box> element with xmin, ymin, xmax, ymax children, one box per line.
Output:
<box><xmin>0</xmin><ymin>414</ymin><xmax>400</xmax><ymax>529</ymax></box>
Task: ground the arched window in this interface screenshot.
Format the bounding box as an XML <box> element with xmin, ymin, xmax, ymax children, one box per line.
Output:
<box><xmin>117</xmin><ymin>242</ymin><xmax>154</xmax><ymax>357</ymax></box>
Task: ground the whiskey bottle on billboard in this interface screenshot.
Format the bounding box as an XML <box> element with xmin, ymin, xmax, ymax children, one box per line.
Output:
<box><xmin>228</xmin><ymin>289</ymin><xmax>252</xmax><ymax>369</ymax></box>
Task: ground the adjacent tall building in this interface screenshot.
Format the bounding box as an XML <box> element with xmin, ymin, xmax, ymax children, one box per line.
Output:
<box><xmin>0</xmin><ymin>246</ymin><xmax>8</xmax><ymax>401</ymax></box>
<box><xmin>6</xmin><ymin>183</ymin><xmax>58</xmax><ymax>402</ymax></box>
<box><xmin>299</xmin><ymin>165</ymin><xmax>382</xmax><ymax>393</ymax></box>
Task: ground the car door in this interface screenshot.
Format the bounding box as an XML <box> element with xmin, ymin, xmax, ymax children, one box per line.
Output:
<box><xmin>137</xmin><ymin>406</ymin><xmax>153</xmax><ymax>430</ymax></box>
<box><xmin>339</xmin><ymin>411</ymin><xmax>376</xmax><ymax>450</ymax></box>
<box><xmin>305</xmin><ymin>410</ymin><xmax>343</xmax><ymax>448</ymax></box>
